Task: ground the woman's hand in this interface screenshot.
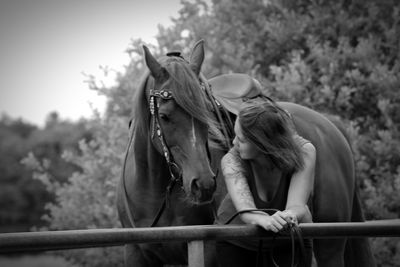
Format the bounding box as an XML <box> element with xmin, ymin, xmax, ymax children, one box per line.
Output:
<box><xmin>241</xmin><ymin>211</ymin><xmax>294</xmax><ymax>233</ymax></box>
<box><xmin>284</xmin><ymin>205</ymin><xmax>313</xmax><ymax>223</ymax></box>
<box><xmin>280</xmin><ymin>210</ymin><xmax>298</xmax><ymax>225</ymax></box>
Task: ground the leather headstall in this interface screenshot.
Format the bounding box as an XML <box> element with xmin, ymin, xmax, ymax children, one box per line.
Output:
<box><xmin>149</xmin><ymin>88</ymin><xmax>181</xmax><ymax>186</ymax></box>
<box><xmin>147</xmin><ymin>76</ymin><xmax>232</xmax><ymax>227</ymax></box>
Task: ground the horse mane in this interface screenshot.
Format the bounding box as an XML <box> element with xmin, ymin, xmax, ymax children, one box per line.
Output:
<box><xmin>163</xmin><ymin>57</ymin><xmax>216</xmax><ymax>128</ymax></box>
<box><xmin>131</xmin><ymin>56</ymin><xmax>222</xmax><ymax>142</ymax></box>
<box><xmin>131</xmin><ymin>70</ymin><xmax>152</xmax><ymax>138</ymax></box>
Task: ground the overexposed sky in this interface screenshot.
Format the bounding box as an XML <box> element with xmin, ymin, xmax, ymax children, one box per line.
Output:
<box><xmin>0</xmin><ymin>0</ymin><xmax>182</xmax><ymax>126</ymax></box>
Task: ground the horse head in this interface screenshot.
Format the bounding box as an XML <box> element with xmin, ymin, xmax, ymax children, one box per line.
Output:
<box><xmin>142</xmin><ymin>40</ymin><xmax>219</xmax><ymax>205</ymax></box>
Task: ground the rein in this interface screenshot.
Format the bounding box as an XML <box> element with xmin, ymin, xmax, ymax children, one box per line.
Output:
<box><xmin>224</xmin><ymin>209</ymin><xmax>307</xmax><ymax>267</ymax></box>
<box><xmin>199</xmin><ymin>73</ymin><xmax>234</xmax><ymax>147</ymax></box>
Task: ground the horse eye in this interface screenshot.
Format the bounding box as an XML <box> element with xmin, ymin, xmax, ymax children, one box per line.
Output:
<box><xmin>159</xmin><ymin>113</ymin><xmax>170</xmax><ymax>122</ymax></box>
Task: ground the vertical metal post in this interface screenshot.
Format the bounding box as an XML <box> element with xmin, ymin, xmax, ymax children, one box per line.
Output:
<box><xmin>188</xmin><ymin>240</ymin><xmax>216</xmax><ymax>267</ymax></box>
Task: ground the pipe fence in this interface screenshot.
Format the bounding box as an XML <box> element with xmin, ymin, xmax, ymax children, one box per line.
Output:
<box><xmin>1</xmin><ymin>220</ymin><xmax>400</xmax><ymax>267</ymax></box>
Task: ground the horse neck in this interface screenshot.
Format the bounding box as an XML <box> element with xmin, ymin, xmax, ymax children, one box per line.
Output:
<box><xmin>131</xmin><ymin>129</ymin><xmax>170</xmax><ymax>193</ymax></box>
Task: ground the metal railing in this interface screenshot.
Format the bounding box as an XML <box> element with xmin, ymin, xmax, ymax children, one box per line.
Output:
<box><xmin>1</xmin><ymin>220</ymin><xmax>400</xmax><ymax>266</ymax></box>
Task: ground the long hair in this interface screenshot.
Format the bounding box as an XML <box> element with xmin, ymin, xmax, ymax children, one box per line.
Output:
<box><xmin>238</xmin><ymin>97</ymin><xmax>305</xmax><ymax>172</ymax></box>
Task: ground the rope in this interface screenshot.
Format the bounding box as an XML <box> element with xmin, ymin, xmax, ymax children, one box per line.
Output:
<box><xmin>224</xmin><ymin>208</ymin><xmax>307</xmax><ymax>267</ymax></box>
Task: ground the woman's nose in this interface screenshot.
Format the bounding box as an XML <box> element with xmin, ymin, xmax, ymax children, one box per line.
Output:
<box><xmin>232</xmin><ymin>136</ymin><xmax>238</xmax><ymax>146</ymax></box>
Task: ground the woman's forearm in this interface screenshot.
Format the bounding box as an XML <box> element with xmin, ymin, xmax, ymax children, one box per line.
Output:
<box><xmin>285</xmin><ymin>204</ymin><xmax>312</xmax><ymax>223</ymax></box>
<box><xmin>221</xmin><ymin>154</ymin><xmax>257</xmax><ymax>211</ymax></box>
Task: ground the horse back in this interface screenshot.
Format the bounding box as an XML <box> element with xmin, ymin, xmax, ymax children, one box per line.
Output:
<box><xmin>279</xmin><ymin>102</ymin><xmax>355</xmax><ymax>223</ymax></box>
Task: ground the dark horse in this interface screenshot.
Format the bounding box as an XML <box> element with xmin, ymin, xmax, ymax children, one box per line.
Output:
<box><xmin>117</xmin><ymin>40</ymin><xmax>375</xmax><ymax>267</ymax></box>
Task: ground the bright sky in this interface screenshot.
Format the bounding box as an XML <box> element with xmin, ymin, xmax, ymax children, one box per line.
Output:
<box><xmin>0</xmin><ymin>0</ymin><xmax>182</xmax><ymax>126</ymax></box>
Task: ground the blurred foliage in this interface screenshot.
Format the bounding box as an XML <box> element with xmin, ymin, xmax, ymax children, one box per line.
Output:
<box><xmin>0</xmin><ymin>113</ymin><xmax>90</xmax><ymax>232</ymax></box>
<box><xmin>10</xmin><ymin>0</ymin><xmax>400</xmax><ymax>266</ymax></box>
<box><xmin>21</xmin><ymin>52</ymin><xmax>147</xmax><ymax>266</ymax></box>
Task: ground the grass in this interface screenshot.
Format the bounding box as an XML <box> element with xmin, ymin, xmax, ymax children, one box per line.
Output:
<box><xmin>0</xmin><ymin>254</ymin><xmax>77</xmax><ymax>267</ymax></box>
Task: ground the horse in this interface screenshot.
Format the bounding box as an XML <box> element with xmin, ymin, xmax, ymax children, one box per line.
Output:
<box><xmin>116</xmin><ymin>40</ymin><xmax>229</xmax><ymax>266</ymax></box>
<box><xmin>117</xmin><ymin>40</ymin><xmax>375</xmax><ymax>267</ymax></box>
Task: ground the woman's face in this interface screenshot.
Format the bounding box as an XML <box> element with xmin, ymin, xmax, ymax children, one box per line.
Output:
<box><xmin>232</xmin><ymin>118</ymin><xmax>261</xmax><ymax>160</ymax></box>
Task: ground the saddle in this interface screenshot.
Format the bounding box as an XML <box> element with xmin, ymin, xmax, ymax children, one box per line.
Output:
<box><xmin>208</xmin><ymin>73</ymin><xmax>264</xmax><ymax>115</ymax></box>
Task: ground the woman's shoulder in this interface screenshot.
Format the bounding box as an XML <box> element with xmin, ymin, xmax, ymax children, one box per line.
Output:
<box><xmin>222</xmin><ymin>146</ymin><xmax>240</xmax><ymax>164</ymax></box>
<box><xmin>294</xmin><ymin>135</ymin><xmax>316</xmax><ymax>155</ymax></box>
<box><xmin>293</xmin><ymin>134</ymin><xmax>309</xmax><ymax>146</ymax></box>
<box><xmin>221</xmin><ymin>146</ymin><xmax>246</xmax><ymax>173</ymax></box>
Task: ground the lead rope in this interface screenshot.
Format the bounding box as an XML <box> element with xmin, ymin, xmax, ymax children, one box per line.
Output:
<box><xmin>224</xmin><ymin>209</ymin><xmax>306</xmax><ymax>267</ymax></box>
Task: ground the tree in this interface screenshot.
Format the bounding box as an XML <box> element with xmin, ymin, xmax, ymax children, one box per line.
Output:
<box><xmin>0</xmin><ymin>116</ymin><xmax>43</xmax><ymax>231</ymax></box>
<box><xmin>177</xmin><ymin>1</ymin><xmax>400</xmax><ymax>265</ymax></box>
<box><xmin>0</xmin><ymin>114</ymin><xmax>90</xmax><ymax>232</ymax></box>
<box><xmin>26</xmin><ymin>0</ymin><xmax>400</xmax><ymax>266</ymax></box>
<box><xmin>22</xmin><ymin>49</ymin><xmax>149</xmax><ymax>266</ymax></box>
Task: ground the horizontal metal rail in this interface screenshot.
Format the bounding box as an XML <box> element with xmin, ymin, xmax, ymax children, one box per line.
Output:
<box><xmin>1</xmin><ymin>220</ymin><xmax>399</xmax><ymax>254</ymax></box>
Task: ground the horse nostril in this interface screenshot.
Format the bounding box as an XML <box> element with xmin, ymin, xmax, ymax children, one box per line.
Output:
<box><xmin>212</xmin><ymin>176</ymin><xmax>217</xmax><ymax>190</ymax></box>
<box><xmin>190</xmin><ymin>177</ymin><xmax>216</xmax><ymax>203</ymax></box>
<box><xmin>191</xmin><ymin>178</ymin><xmax>201</xmax><ymax>198</ymax></box>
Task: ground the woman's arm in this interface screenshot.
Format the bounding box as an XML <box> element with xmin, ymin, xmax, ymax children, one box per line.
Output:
<box><xmin>221</xmin><ymin>151</ymin><xmax>287</xmax><ymax>232</ymax></box>
<box><xmin>221</xmin><ymin>152</ymin><xmax>256</xmax><ymax>211</ymax></box>
<box><xmin>284</xmin><ymin>142</ymin><xmax>316</xmax><ymax>223</ymax></box>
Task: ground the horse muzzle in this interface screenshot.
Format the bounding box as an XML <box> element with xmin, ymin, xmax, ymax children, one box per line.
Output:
<box><xmin>189</xmin><ymin>175</ymin><xmax>217</xmax><ymax>204</ymax></box>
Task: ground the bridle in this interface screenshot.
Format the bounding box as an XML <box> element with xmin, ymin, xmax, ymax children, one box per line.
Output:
<box><xmin>147</xmin><ymin>87</ymin><xmax>184</xmax><ymax>227</ymax></box>
<box><xmin>145</xmin><ymin>72</ymin><xmax>233</xmax><ymax>227</ymax></box>
<box><xmin>121</xmin><ymin>63</ymin><xmax>233</xmax><ymax>230</ymax></box>
<box><xmin>149</xmin><ymin>88</ymin><xmax>182</xmax><ymax>184</ymax></box>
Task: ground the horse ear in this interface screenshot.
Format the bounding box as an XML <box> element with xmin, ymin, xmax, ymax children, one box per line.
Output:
<box><xmin>189</xmin><ymin>40</ymin><xmax>205</xmax><ymax>76</ymax></box>
<box><xmin>143</xmin><ymin>45</ymin><xmax>165</xmax><ymax>80</ymax></box>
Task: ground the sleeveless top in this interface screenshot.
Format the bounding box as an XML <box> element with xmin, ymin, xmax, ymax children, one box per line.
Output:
<box><xmin>216</xmin><ymin>135</ymin><xmax>311</xmax><ymax>250</ymax></box>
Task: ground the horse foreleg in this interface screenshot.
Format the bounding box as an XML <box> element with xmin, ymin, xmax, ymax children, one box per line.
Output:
<box><xmin>314</xmin><ymin>239</ymin><xmax>346</xmax><ymax>267</ymax></box>
<box><xmin>124</xmin><ymin>243</ymin><xmax>163</xmax><ymax>267</ymax></box>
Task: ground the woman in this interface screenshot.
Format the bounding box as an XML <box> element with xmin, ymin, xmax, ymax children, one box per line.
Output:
<box><xmin>216</xmin><ymin>97</ymin><xmax>315</xmax><ymax>267</ymax></box>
